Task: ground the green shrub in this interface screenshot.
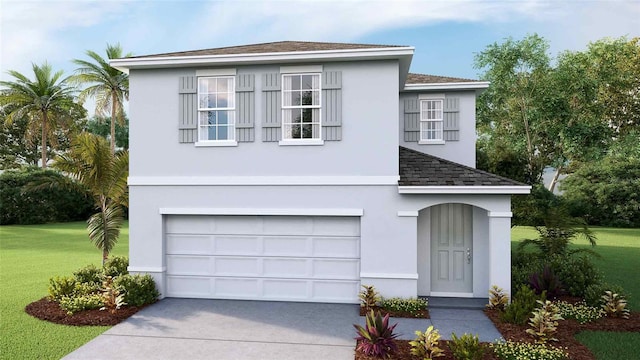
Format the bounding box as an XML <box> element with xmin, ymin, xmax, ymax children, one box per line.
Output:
<box><xmin>114</xmin><ymin>274</ymin><xmax>159</xmax><ymax>306</ymax></box>
<box><xmin>0</xmin><ymin>167</ymin><xmax>93</xmax><ymax>225</ymax></box>
<box><xmin>526</xmin><ymin>300</ymin><xmax>563</xmax><ymax>343</ymax></box>
<box><xmin>48</xmin><ymin>276</ymin><xmax>78</xmax><ymax>301</ymax></box>
<box><xmin>449</xmin><ymin>333</ymin><xmax>484</xmax><ymax>360</ymax></box>
<box><xmin>511</xmin><ymin>251</ymin><xmax>544</xmax><ymax>290</ymax></box>
<box><xmin>103</xmin><ymin>256</ymin><xmax>129</xmax><ymax>277</ymax></box>
<box><xmin>490</xmin><ymin>341</ymin><xmax>569</xmax><ymax>360</ymax></box>
<box><xmin>380</xmin><ymin>297</ymin><xmax>428</xmax><ymax>316</ymax></box>
<box><xmin>73</xmin><ymin>264</ymin><xmax>103</xmax><ymax>285</ymax></box>
<box><xmin>556</xmin><ymin>301</ymin><xmax>603</xmax><ymax>324</ymax></box>
<box><xmin>500</xmin><ymin>285</ymin><xmax>546</xmax><ymax>325</ymax></box>
<box><xmin>73</xmin><ymin>282</ymin><xmax>101</xmax><ymax>296</ymax></box>
<box><xmin>548</xmin><ymin>255</ymin><xmax>600</xmax><ymax>297</ymax></box>
<box><xmin>584</xmin><ymin>283</ymin><xmax>626</xmax><ymax>307</ymax></box>
<box><xmin>59</xmin><ymin>294</ymin><xmax>104</xmax><ymax>315</ymax></box>
<box><xmin>409</xmin><ymin>325</ymin><xmax>444</xmax><ymax>359</ymax></box>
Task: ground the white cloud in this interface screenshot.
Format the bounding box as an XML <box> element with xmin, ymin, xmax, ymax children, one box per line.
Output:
<box><xmin>185</xmin><ymin>0</ymin><xmax>558</xmax><ymax>47</ymax></box>
<box><xmin>0</xmin><ymin>0</ymin><xmax>132</xmax><ymax>79</ymax></box>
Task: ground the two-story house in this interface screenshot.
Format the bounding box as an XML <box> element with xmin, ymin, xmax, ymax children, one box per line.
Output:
<box><xmin>111</xmin><ymin>41</ymin><xmax>530</xmax><ymax>304</ymax></box>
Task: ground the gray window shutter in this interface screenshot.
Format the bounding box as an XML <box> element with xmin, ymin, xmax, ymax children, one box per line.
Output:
<box><xmin>403</xmin><ymin>97</ymin><xmax>420</xmax><ymax>142</ymax></box>
<box><xmin>322</xmin><ymin>71</ymin><xmax>342</xmax><ymax>141</ymax></box>
<box><xmin>443</xmin><ymin>97</ymin><xmax>460</xmax><ymax>141</ymax></box>
<box><xmin>262</xmin><ymin>73</ymin><xmax>281</xmax><ymax>142</ymax></box>
<box><xmin>236</xmin><ymin>74</ymin><xmax>255</xmax><ymax>142</ymax></box>
<box><xmin>178</xmin><ymin>76</ymin><xmax>197</xmax><ymax>143</ymax></box>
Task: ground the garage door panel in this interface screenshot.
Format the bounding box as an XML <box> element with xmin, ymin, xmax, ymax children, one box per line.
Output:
<box><xmin>263</xmin><ymin>237</ymin><xmax>309</xmax><ymax>256</ymax></box>
<box><xmin>262</xmin><ymin>217</ymin><xmax>313</xmax><ymax>235</ymax></box>
<box><xmin>215</xmin><ymin>278</ymin><xmax>259</xmax><ymax>297</ymax></box>
<box><xmin>213</xmin><ymin>216</ymin><xmax>263</xmax><ymax>235</ymax></box>
<box><xmin>214</xmin><ymin>236</ymin><xmax>260</xmax><ymax>255</ymax></box>
<box><xmin>312</xmin><ymin>237</ymin><xmax>359</xmax><ymax>258</ymax></box>
<box><xmin>263</xmin><ymin>279</ymin><xmax>308</xmax><ymax>299</ymax></box>
<box><xmin>312</xmin><ymin>281</ymin><xmax>361</xmax><ymax>301</ymax></box>
<box><xmin>312</xmin><ymin>217</ymin><xmax>360</xmax><ymax>236</ymax></box>
<box><xmin>167</xmin><ymin>276</ymin><xmax>211</xmax><ymax>296</ymax></box>
<box><xmin>166</xmin><ymin>216</ymin><xmax>214</xmax><ymax>234</ymax></box>
<box><xmin>214</xmin><ymin>257</ymin><xmax>260</xmax><ymax>276</ymax></box>
<box><xmin>167</xmin><ymin>235</ymin><xmax>213</xmax><ymax>255</ymax></box>
<box><xmin>263</xmin><ymin>258</ymin><xmax>308</xmax><ymax>277</ymax></box>
<box><xmin>167</xmin><ymin>255</ymin><xmax>212</xmax><ymax>276</ymax></box>
<box><xmin>312</xmin><ymin>259</ymin><xmax>360</xmax><ymax>279</ymax></box>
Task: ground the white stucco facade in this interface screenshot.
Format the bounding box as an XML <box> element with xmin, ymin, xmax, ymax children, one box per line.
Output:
<box><xmin>116</xmin><ymin>43</ymin><xmax>528</xmax><ymax>303</ymax></box>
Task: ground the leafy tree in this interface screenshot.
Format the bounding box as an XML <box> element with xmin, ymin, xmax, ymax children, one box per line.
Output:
<box><xmin>474</xmin><ymin>34</ymin><xmax>553</xmax><ymax>185</ymax></box>
<box><xmin>72</xmin><ymin>43</ymin><xmax>132</xmax><ymax>154</ymax></box>
<box><xmin>84</xmin><ymin>115</ymin><xmax>129</xmax><ymax>150</ymax></box>
<box><xmin>0</xmin><ymin>63</ymin><xmax>77</xmax><ymax>168</ymax></box>
<box><xmin>52</xmin><ymin>133</ymin><xmax>129</xmax><ymax>264</ymax></box>
<box><xmin>0</xmin><ymin>115</ymin><xmax>39</xmax><ymax>169</ymax></box>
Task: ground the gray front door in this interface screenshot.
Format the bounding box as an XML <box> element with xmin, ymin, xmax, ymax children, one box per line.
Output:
<box><xmin>430</xmin><ymin>204</ymin><xmax>473</xmax><ymax>294</ymax></box>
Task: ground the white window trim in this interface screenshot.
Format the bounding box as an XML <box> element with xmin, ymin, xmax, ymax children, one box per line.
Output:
<box><xmin>280</xmin><ymin>72</ymin><xmax>322</xmax><ymax>143</ymax></box>
<box><xmin>280</xmin><ymin>65</ymin><xmax>323</xmax><ymax>74</ymax></box>
<box><xmin>419</xmin><ymin>98</ymin><xmax>444</xmax><ymax>143</ymax></box>
<box><xmin>196</xmin><ymin>75</ymin><xmax>236</xmax><ymax>145</ymax></box>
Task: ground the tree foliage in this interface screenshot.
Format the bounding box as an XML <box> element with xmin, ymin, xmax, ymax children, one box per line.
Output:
<box><xmin>84</xmin><ymin>115</ymin><xmax>129</xmax><ymax>150</ymax></box>
<box><xmin>0</xmin><ymin>63</ymin><xmax>79</xmax><ymax>168</ymax></box>
<box><xmin>52</xmin><ymin>133</ymin><xmax>129</xmax><ymax>264</ymax></box>
<box><xmin>72</xmin><ymin>43</ymin><xmax>131</xmax><ymax>154</ymax></box>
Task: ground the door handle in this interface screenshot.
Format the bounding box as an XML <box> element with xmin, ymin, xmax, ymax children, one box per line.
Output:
<box><xmin>467</xmin><ymin>248</ymin><xmax>471</xmax><ymax>264</ymax></box>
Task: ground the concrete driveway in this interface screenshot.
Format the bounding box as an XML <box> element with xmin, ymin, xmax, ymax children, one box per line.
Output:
<box><xmin>63</xmin><ymin>298</ymin><xmax>360</xmax><ymax>360</ymax></box>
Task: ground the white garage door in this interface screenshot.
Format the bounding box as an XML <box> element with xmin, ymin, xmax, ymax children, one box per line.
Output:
<box><xmin>165</xmin><ymin>215</ymin><xmax>361</xmax><ymax>303</ymax></box>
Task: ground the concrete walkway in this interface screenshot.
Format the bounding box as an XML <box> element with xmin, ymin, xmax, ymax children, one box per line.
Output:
<box><xmin>63</xmin><ymin>298</ymin><xmax>502</xmax><ymax>360</ymax></box>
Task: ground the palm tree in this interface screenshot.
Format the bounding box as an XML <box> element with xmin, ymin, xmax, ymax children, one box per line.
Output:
<box><xmin>53</xmin><ymin>132</ymin><xmax>129</xmax><ymax>264</ymax></box>
<box><xmin>0</xmin><ymin>63</ymin><xmax>76</xmax><ymax>168</ymax></box>
<box><xmin>72</xmin><ymin>43</ymin><xmax>132</xmax><ymax>154</ymax></box>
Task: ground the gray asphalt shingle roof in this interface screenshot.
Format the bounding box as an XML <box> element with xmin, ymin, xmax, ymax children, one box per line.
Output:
<box><xmin>399</xmin><ymin>146</ymin><xmax>525</xmax><ymax>186</ymax></box>
<box><xmin>406</xmin><ymin>73</ymin><xmax>481</xmax><ymax>84</ymax></box>
<box><xmin>125</xmin><ymin>41</ymin><xmax>407</xmax><ymax>59</ymax></box>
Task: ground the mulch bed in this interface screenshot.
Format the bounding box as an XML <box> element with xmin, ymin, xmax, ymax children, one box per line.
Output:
<box><xmin>355</xmin><ymin>340</ymin><xmax>498</xmax><ymax>360</ymax></box>
<box><xmin>359</xmin><ymin>306</ymin><xmax>430</xmax><ymax>319</ymax></box>
<box><xmin>25</xmin><ymin>297</ymin><xmax>145</xmax><ymax>326</ymax></box>
<box><xmin>484</xmin><ymin>308</ymin><xmax>640</xmax><ymax>360</ymax></box>
<box><xmin>355</xmin><ymin>301</ymin><xmax>640</xmax><ymax>360</ymax></box>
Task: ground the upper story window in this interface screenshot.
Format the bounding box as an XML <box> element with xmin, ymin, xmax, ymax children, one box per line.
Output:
<box><xmin>198</xmin><ymin>76</ymin><xmax>235</xmax><ymax>143</ymax></box>
<box><xmin>420</xmin><ymin>99</ymin><xmax>443</xmax><ymax>142</ymax></box>
<box><xmin>282</xmin><ymin>74</ymin><xmax>321</xmax><ymax>141</ymax></box>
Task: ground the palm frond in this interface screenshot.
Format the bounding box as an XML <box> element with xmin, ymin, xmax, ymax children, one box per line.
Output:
<box><xmin>87</xmin><ymin>203</ymin><xmax>124</xmax><ymax>255</ymax></box>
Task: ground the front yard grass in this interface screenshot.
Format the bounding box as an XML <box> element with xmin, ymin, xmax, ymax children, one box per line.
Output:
<box><xmin>512</xmin><ymin>226</ymin><xmax>640</xmax><ymax>360</ymax></box>
<box><xmin>0</xmin><ymin>221</ymin><xmax>129</xmax><ymax>360</ymax></box>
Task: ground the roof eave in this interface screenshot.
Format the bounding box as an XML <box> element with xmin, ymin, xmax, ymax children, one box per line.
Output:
<box><xmin>110</xmin><ymin>47</ymin><xmax>415</xmax><ymax>73</ymax></box>
<box><xmin>398</xmin><ymin>185</ymin><xmax>532</xmax><ymax>194</ymax></box>
<box><xmin>403</xmin><ymin>82</ymin><xmax>490</xmax><ymax>91</ymax></box>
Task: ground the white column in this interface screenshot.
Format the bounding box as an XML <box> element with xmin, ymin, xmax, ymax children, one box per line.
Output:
<box><xmin>488</xmin><ymin>211</ymin><xmax>512</xmax><ymax>299</ymax></box>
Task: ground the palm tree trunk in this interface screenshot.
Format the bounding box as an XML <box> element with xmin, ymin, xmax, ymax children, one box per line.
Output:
<box><xmin>41</xmin><ymin>110</ymin><xmax>48</xmax><ymax>168</ymax></box>
<box><xmin>110</xmin><ymin>93</ymin><xmax>116</xmax><ymax>154</ymax></box>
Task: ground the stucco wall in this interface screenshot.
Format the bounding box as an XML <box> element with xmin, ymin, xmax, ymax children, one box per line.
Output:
<box><xmin>128</xmin><ymin>60</ymin><xmax>400</xmax><ymax>178</ymax></box>
<box><xmin>399</xmin><ymin>91</ymin><xmax>477</xmax><ymax>167</ymax></box>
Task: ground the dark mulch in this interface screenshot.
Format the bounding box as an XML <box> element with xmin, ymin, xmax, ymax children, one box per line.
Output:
<box><xmin>359</xmin><ymin>306</ymin><xmax>430</xmax><ymax>319</ymax></box>
<box><xmin>355</xmin><ymin>340</ymin><xmax>497</xmax><ymax>360</ymax></box>
<box><xmin>485</xmin><ymin>308</ymin><xmax>640</xmax><ymax>360</ymax></box>
<box><xmin>25</xmin><ymin>297</ymin><xmax>145</xmax><ymax>326</ymax></box>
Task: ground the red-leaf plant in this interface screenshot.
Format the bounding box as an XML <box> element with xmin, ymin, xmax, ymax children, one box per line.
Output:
<box><xmin>354</xmin><ymin>310</ymin><xmax>399</xmax><ymax>358</ymax></box>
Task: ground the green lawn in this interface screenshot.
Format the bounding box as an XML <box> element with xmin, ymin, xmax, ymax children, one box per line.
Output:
<box><xmin>0</xmin><ymin>221</ymin><xmax>129</xmax><ymax>360</ymax></box>
<box><xmin>512</xmin><ymin>226</ymin><xmax>640</xmax><ymax>360</ymax></box>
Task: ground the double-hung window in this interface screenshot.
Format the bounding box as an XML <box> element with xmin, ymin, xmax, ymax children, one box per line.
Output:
<box><xmin>420</xmin><ymin>99</ymin><xmax>443</xmax><ymax>143</ymax></box>
<box><xmin>282</xmin><ymin>74</ymin><xmax>321</xmax><ymax>141</ymax></box>
<box><xmin>197</xmin><ymin>76</ymin><xmax>235</xmax><ymax>143</ymax></box>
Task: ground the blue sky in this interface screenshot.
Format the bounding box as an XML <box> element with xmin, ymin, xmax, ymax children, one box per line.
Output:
<box><xmin>1</xmin><ymin>0</ymin><xmax>639</xmax><ymax>94</ymax></box>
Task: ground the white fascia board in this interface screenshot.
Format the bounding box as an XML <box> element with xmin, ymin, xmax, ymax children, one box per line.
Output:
<box><xmin>111</xmin><ymin>47</ymin><xmax>415</xmax><ymax>71</ymax></box>
<box><xmin>403</xmin><ymin>82</ymin><xmax>490</xmax><ymax>91</ymax></box>
<box><xmin>128</xmin><ymin>175</ymin><xmax>399</xmax><ymax>186</ymax></box>
<box><xmin>159</xmin><ymin>208</ymin><xmax>364</xmax><ymax>216</ymax></box>
<box><xmin>398</xmin><ymin>185</ymin><xmax>532</xmax><ymax>194</ymax></box>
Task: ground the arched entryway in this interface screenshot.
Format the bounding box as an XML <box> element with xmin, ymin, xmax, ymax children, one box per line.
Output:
<box><xmin>417</xmin><ymin>203</ymin><xmax>490</xmax><ymax>298</ymax></box>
